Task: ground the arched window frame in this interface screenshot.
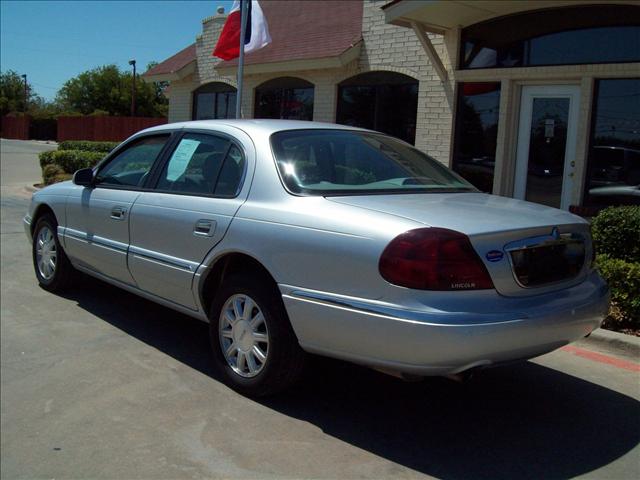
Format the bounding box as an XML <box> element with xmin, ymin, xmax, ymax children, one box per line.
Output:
<box><xmin>461</xmin><ymin>5</ymin><xmax>640</xmax><ymax>70</ymax></box>
<box><xmin>336</xmin><ymin>71</ymin><xmax>419</xmax><ymax>144</ymax></box>
<box><xmin>254</xmin><ymin>77</ymin><xmax>314</xmax><ymax>121</ymax></box>
<box><xmin>192</xmin><ymin>82</ymin><xmax>237</xmax><ymax>120</ymax></box>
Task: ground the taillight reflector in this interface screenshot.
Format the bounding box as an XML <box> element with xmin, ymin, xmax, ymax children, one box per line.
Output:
<box><xmin>379</xmin><ymin>228</ymin><xmax>494</xmax><ymax>290</ymax></box>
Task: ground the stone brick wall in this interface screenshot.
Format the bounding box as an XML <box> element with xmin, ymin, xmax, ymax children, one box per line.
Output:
<box><xmin>195</xmin><ymin>14</ymin><xmax>237</xmax><ymax>88</ymax></box>
<box><xmin>166</xmin><ymin>0</ymin><xmax>455</xmax><ymax>164</ymax></box>
<box><xmin>357</xmin><ymin>1</ymin><xmax>453</xmax><ymax>163</ymax></box>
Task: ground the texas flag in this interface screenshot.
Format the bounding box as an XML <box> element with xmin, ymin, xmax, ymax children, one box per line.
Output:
<box><xmin>213</xmin><ymin>0</ymin><xmax>271</xmax><ymax>60</ymax></box>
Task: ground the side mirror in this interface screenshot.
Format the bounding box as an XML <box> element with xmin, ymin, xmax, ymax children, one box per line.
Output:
<box><xmin>73</xmin><ymin>168</ymin><xmax>94</xmax><ymax>187</ymax></box>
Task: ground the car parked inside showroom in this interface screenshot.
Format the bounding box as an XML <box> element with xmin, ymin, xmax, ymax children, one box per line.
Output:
<box><xmin>25</xmin><ymin>120</ymin><xmax>609</xmax><ymax>395</ymax></box>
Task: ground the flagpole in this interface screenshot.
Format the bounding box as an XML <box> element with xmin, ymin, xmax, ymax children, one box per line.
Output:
<box><xmin>235</xmin><ymin>0</ymin><xmax>249</xmax><ymax>119</ymax></box>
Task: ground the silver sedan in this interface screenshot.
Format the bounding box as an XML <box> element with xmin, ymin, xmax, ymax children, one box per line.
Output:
<box><xmin>24</xmin><ymin>120</ymin><xmax>609</xmax><ymax>396</ymax></box>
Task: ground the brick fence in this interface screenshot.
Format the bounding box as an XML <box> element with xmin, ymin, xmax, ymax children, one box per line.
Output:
<box><xmin>57</xmin><ymin>116</ymin><xmax>168</xmax><ymax>142</ymax></box>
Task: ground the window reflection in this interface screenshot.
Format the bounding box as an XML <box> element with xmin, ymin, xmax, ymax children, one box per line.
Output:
<box><xmin>584</xmin><ymin>78</ymin><xmax>640</xmax><ymax>207</ymax></box>
<box><xmin>192</xmin><ymin>83</ymin><xmax>237</xmax><ymax>120</ymax></box>
<box><xmin>452</xmin><ymin>82</ymin><xmax>500</xmax><ymax>193</ymax></box>
<box><xmin>337</xmin><ymin>72</ymin><xmax>418</xmax><ymax>144</ymax></box>
<box><xmin>461</xmin><ymin>5</ymin><xmax>640</xmax><ymax>69</ymax></box>
<box><xmin>525</xmin><ymin>98</ymin><xmax>569</xmax><ymax>208</ymax></box>
<box><xmin>254</xmin><ymin>77</ymin><xmax>314</xmax><ymax>121</ymax></box>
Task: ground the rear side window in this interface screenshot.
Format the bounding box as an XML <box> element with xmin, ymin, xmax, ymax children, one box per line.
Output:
<box><xmin>214</xmin><ymin>145</ymin><xmax>246</xmax><ymax>197</ymax></box>
<box><xmin>95</xmin><ymin>135</ymin><xmax>169</xmax><ymax>187</ymax></box>
<box><xmin>157</xmin><ymin>133</ymin><xmax>230</xmax><ymax>194</ymax></box>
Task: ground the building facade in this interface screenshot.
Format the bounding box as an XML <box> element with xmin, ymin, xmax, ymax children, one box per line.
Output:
<box><xmin>144</xmin><ymin>0</ymin><xmax>640</xmax><ymax>213</ymax></box>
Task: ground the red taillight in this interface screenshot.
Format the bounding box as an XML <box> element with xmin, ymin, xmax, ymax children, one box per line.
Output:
<box><xmin>379</xmin><ymin>228</ymin><xmax>494</xmax><ymax>290</ymax></box>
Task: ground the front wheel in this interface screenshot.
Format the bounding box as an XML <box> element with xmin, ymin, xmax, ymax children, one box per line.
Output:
<box><xmin>209</xmin><ymin>274</ymin><xmax>306</xmax><ymax>396</ymax></box>
<box><xmin>32</xmin><ymin>214</ymin><xmax>75</xmax><ymax>292</ymax></box>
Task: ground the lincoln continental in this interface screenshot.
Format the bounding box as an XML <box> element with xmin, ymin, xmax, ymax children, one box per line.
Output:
<box><xmin>25</xmin><ymin>120</ymin><xmax>609</xmax><ymax>395</ymax></box>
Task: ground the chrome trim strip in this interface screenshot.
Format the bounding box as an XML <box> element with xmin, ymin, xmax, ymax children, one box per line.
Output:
<box><xmin>63</xmin><ymin>227</ymin><xmax>85</xmax><ymax>242</ymax></box>
<box><xmin>504</xmin><ymin>230</ymin><xmax>585</xmax><ymax>252</ymax></box>
<box><xmin>505</xmin><ymin>231</ymin><xmax>586</xmax><ymax>289</ymax></box>
<box><xmin>63</xmin><ymin>228</ymin><xmax>128</xmax><ymax>253</ymax></box>
<box><xmin>129</xmin><ymin>245</ymin><xmax>196</xmax><ymax>272</ymax></box>
<box><xmin>286</xmin><ymin>288</ymin><xmax>523</xmax><ymax>326</ymax></box>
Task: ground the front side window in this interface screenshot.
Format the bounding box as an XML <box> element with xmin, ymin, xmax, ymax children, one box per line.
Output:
<box><xmin>583</xmin><ymin>78</ymin><xmax>640</xmax><ymax>207</ymax></box>
<box><xmin>271</xmin><ymin>129</ymin><xmax>475</xmax><ymax>195</ymax></box>
<box><xmin>156</xmin><ymin>133</ymin><xmax>245</xmax><ymax>196</ymax></box>
<box><xmin>95</xmin><ymin>135</ymin><xmax>169</xmax><ymax>187</ymax></box>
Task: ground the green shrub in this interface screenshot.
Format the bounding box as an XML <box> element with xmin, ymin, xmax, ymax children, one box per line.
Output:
<box><xmin>42</xmin><ymin>164</ymin><xmax>72</xmax><ymax>186</ymax></box>
<box><xmin>591</xmin><ymin>206</ymin><xmax>640</xmax><ymax>263</ymax></box>
<box><xmin>596</xmin><ymin>254</ymin><xmax>640</xmax><ymax>330</ymax></box>
<box><xmin>38</xmin><ymin>150</ymin><xmax>56</xmax><ymax>169</ymax></box>
<box><xmin>42</xmin><ymin>150</ymin><xmax>105</xmax><ymax>174</ymax></box>
<box><xmin>58</xmin><ymin>140</ymin><xmax>118</xmax><ymax>153</ymax></box>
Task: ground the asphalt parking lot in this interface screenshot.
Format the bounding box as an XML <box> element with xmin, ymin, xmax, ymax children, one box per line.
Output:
<box><xmin>1</xmin><ymin>138</ymin><xmax>639</xmax><ymax>479</ymax></box>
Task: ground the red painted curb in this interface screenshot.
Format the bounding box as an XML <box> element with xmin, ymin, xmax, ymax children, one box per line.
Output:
<box><xmin>561</xmin><ymin>345</ymin><xmax>640</xmax><ymax>373</ymax></box>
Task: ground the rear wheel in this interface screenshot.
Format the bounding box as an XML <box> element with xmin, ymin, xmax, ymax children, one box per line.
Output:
<box><xmin>32</xmin><ymin>214</ymin><xmax>75</xmax><ymax>292</ymax></box>
<box><xmin>209</xmin><ymin>273</ymin><xmax>306</xmax><ymax>396</ymax></box>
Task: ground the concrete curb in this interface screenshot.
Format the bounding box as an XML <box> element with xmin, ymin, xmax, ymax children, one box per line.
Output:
<box><xmin>583</xmin><ymin>328</ymin><xmax>640</xmax><ymax>358</ymax></box>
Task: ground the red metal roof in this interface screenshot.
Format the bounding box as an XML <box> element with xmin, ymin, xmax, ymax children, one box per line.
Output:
<box><xmin>146</xmin><ymin>0</ymin><xmax>364</xmax><ymax>76</ymax></box>
<box><xmin>143</xmin><ymin>43</ymin><xmax>196</xmax><ymax>76</ymax></box>
<box><xmin>220</xmin><ymin>0</ymin><xmax>363</xmax><ymax>66</ymax></box>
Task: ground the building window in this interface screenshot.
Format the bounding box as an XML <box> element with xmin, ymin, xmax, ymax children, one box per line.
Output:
<box><xmin>461</xmin><ymin>5</ymin><xmax>640</xmax><ymax>69</ymax></box>
<box><xmin>337</xmin><ymin>71</ymin><xmax>418</xmax><ymax>144</ymax></box>
<box><xmin>192</xmin><ymin>83</ymin><xmax>237</xmax><ymax>120</ymax></box>
<box><xmin>583</xmin><ymin>78</ymin><xmax>640</xmax><ymax>208</ymax></box>
<box><xmin>452</xmin><ymin>82</ymin><xmax>501</xmax><ymax>193</ymax></box>
<box><xmin>254</xmin><ymin>77</ymin><xmax>314</xmax><ymax>120</ymax></box>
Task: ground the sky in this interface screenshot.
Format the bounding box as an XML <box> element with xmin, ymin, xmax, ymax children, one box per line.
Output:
<box><xmin>1</xmin><ymin>0</ymin><xmax>234</xmax><ymax>101</ymax></box>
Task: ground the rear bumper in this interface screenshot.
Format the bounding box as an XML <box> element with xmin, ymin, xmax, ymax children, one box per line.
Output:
<box><xmin>281</xmin><ymin>272</ymin><xmax>609</xmax><ymax>375</ymax></box>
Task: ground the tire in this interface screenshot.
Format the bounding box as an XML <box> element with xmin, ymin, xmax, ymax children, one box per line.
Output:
<box><xmin>32</xmin><ymin>213</ymin><xmax>75</xmax><ymax>292</ymax></box>
<box><xmin>209</xmin><ymin>273</ymin><xmax>307</xmax><ymax>396</ymax></box>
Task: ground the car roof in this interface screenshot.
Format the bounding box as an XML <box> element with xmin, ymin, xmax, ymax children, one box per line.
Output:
<box><xmin>139</xmin><ymin>119</ymin><xmax>373</xmax><ymax>137</ymax></box>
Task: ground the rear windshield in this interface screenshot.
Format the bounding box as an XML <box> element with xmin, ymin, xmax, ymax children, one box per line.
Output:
<box><xmin>271</xmin><ymin>129</ymin><xmax>476</xmax><ymax>195</ymax></box>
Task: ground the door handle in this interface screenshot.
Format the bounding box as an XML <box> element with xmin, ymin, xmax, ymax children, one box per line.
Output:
<box><xmin>110</xmin><ymin>206</ymin><xmax>127</xmax><ymax>220</ymax></box>
<box><xmin>194</xmin><ymin>219</ymin><xmax>216</xmax><ymax>237</ymax></box>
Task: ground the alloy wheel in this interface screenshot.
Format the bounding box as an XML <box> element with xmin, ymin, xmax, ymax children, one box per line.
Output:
<box><xmin>36</xmin><ymin>226</ymin><xmax>57</xmax><ymax>280</ymax></box>
<box><xmin>219</xmin><ymin>294</ymin><xmax>270</xmax><ymax>378</ymax></box>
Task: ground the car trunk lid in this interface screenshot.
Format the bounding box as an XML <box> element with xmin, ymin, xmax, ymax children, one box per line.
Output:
<box><xmin>326</xmin><ymin>192</ymin><xmax>592</xmax><ymax>297</ymax></box>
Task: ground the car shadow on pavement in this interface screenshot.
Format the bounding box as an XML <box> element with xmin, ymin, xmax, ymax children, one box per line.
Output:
<box><xmin>64</xmin><ymin>275</ymin><xmax>640</xmax><ymax>480</ymax></box>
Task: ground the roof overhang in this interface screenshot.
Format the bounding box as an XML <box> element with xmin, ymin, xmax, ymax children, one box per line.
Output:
<box><xmin>141</xmin><ymin>60</ymin><xmax>196</xmax><ymax>83</ymax></box>
<box><xmin>215</xmin><ymin>42</ymin><xmax>362</xmax><ymax>76</ymax></box>
<box><xmin>383</xmin><ymin>0</ymin><xmax>638</xmax><ymax>33</ymax></box>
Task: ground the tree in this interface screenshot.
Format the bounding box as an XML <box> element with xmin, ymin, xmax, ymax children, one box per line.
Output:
<box><xmin>55</xmin><ymin>64</ymin><xmax>167</xmax><ymax>117</ymax></box>
<box><xmin>0</xmin><ymin>70</ymin><xmax>35</xmax><ymax>116</ymax></box>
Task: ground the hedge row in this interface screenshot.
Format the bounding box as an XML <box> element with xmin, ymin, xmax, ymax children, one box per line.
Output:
<box><xmin>42</xmin><ymin>164</ymin><xmax>73</xmax><ymax>186</ymax></box>
<box><xmin>591</xmin><ymin>205</ymin><xmax>640</xmax><ymax>263</ymax></box>
<box><xmin>596</xmin><ymin>255</ymin><xmax>640</xmax><ymax>330</ymax></box>
<box><xmin>38</xmin><ymin>149</ymin><xmax>105</xmax><ymax>175</ymax></box>
<box><xmin>58</xmin><ymin>140</ymin><xmax>119</xmax><ymax>153</ymax></box>
<box><xmin>592</xmin><ymin>205</ymin><xmax>640</xmax><ymax>333</ymax></box>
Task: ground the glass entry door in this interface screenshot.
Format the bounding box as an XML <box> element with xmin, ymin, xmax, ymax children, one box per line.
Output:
<box><xmin>514</xmin><ymin>85</ymin><xmax>580</xmax><ymax>209</ymax></box>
